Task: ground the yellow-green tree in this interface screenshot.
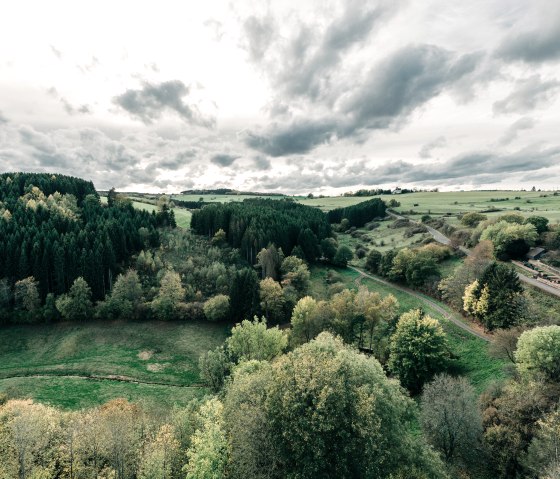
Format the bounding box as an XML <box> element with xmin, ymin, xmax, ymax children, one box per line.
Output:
<box><xmin>184</xmin><ymin>398</ymin><xmax>227</xmax><ymax>479</ymax></box>
<box><xmin>388</xmin><ymin>310</ymin><xmax>448</xmax><ymax>393</ymax></box>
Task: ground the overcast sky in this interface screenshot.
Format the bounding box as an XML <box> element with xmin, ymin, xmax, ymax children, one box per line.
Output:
<box><xmin>1</xmin><ymin>0</ymin><xmax>559</xmax><ymax>194</ymax></box>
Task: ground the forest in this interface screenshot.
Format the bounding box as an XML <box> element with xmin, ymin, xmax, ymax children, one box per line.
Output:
<box><xmin>1</xmin><ymin>174</ymin><xmax>560</xmax><ymax>479</ymax></box>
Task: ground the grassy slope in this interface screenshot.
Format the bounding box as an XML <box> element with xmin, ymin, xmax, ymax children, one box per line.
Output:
<box><xmin>0</xmin><ymin>321</ymin><xmax>228</xmax><ymax>410</ymax></box>
<box><xmin>310</xmin><ymin>265</ymin><xmax>506</xmax><ymax>393</ymax></box>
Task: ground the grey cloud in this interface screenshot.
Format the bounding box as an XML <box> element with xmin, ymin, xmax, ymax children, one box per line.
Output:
<box><xmin>364</xmin><ymin>146</ymin><xmax>560</xmax><ymax>185</ymax></box>
<box><xmin>0</xmin><ymin>111</ymin><xmax>7</xmax><ymax>124</ymax></box>
<box><xmin>419</xmin><ymin>136</ymin><xmax>446</xmax><ymax>158</ymax></box>
<box><xmin>157</xmin><ymin>150</ymin><xmax>197</xmax><ymax>169</ymax></box>
<box><xmin>343</xmin><ymin>46</ymin><xmax>477</xmax><ymax>130</ymax></box>
<box><xmin>246</xmin><ymin>118</ymin><xmax>337</xmax><ymax>157</ymax></box>
<box><xmin>113</xmin><ymin>80</ymin><xmax>214</xmax><ymax>127</ymax></box>
<box><xmin>210</xmin><ymin>153</ymin><xmax>239</xmax><ymax>167</ymax></box>
<box><xmin>499</xmin><ymin>117</ymin><xmax>536</xmax><ymax>145</ymax></box>
<box><xmin>497</xmin><ymin>18</ymin><xmax>560</xmax><ymax>64</ymax></box>
<box><xmin>493</xmin><ymin>75</ymin><xmax>560</xmax><ymax>114</ymax></box>
<box><xmin>247</xmin><ymin>44</ymin><xmax>477</xmax><ymax>157</ymax></box>
<box><xmin>252</xmin><ymin>155</ymin><xmax>271</xmax><ymax>170</ymax></box>
<box><xmin>244</xmin><ymin>0</ymin><xmax>397</xmax><ymax>103</ymax></box>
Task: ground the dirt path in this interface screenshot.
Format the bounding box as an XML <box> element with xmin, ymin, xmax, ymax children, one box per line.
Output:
<box><xmin>0</xmin><ymin>373</ymin><xmax>204</xmax><ymax>388</ymax></box>
<box><xmin>350</xmin><ymin>266</ymin><xmax>491</xmax><ymax>342</ymax></box>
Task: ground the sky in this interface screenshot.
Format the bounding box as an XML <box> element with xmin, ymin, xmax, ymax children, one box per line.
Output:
<box><xmin>1</xmin><ymin>0</ymin><xmax>560</xmax><ymax>194</ymax></box>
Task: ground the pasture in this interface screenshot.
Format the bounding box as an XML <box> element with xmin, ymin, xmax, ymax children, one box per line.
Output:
<box><xmin>0</xmin><ymin>320</ymin><xmax>228</xmax><ymax>410</ymax></box>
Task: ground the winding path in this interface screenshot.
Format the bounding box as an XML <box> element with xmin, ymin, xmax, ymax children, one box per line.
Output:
<box><xmin>0</xmin><ymin>373</ymin><xmax>203</xmax><ymax>388</ymax></box>
<box><xmin>350</xmin><ymin>266</ymin><xmax>490</xmax><ymax>342</ymax></box>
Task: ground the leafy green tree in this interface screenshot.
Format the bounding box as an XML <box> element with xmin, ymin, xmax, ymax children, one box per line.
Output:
<box><xmin>14</xmin><ymin>276</ymin><xmax>41</xmax><ymax>321</ymax></box>
<box><xmin>203</xmin><ymin>295</ymin><xmax>230</xmax><ymax>322</ymax></box>
<box><xmin>333</xmin><ymin>245</ymin><xmax>353</xmax><ymax>267</ymax></box>
<box><xmin>226</xmin><ymin>317</ymin><xmax>287</xmax><ymax>362</ymax></box>
<box><xmin>106</xmin><ymin>270</ymin><xmax>144</xmax><ymax>320</ymax></box>
<box><xmin>223</xmin><ymin>333</ymin><xmax>447</xmax><ymax>479</ymax></box>
<box><xmin>211</xmin><ymin>228</ymin><xmax>227</xmax><ymax>247</ymax></box>
<box><xmin>184</xmin><ymin>398</ymin><xmax>228</xmax><ymax>479</ymax></box>
<box><xmin>515</xmin><ymin>326</ymin><xmax>560</xmax><ymax>382</ymax></box>
<box><xmin>290</xmin><ymin>296</ymin><xmax>320</xmax><ymax>345</ymax></box>
<box><xmin>199</xmin><ymin>346</ymin><xmax>232</xmax><ymax>393</ymax></box>
<box><xmin>481</xmin><ymin>221</ymin><xmax>538</xmax><ymax>260</ymax></box>
<box><xmin>56</xmin><ymin>277</ymin><xmax>93</xmax><ymax>321</ymax></box>
<box><xmin>280</xmin><ymin>256</ymin><xmax>310</xmax><ymax>296</ymax></box>
<box><xmin>525</xmin><ymin>405</ymin><xmax>560</xmax><ymax>478</ymax></box>
<box><xmin>138</xmin><ymin>424</ymin><xmax>181</xmax><ymax>479</ymax></box>
<box><xmin>151</xmin><ymin>270</ymin><xmax>185</xmax><ymax>321</ymax></box>
<box><xmin>258</xmin><ymin>278</ymin><xmax>285</xmax><ymax>323</ymax></box>
<box><xmin>388</xmin><ymin>310</ymin><xmax>448</xmax><ymax>393</ymax></box>
<box><xmin>365</xmin><ymin>249</ymin><xmax>383</xmax><ymax>274</ymax></box>
<box><xmin>461</xmin><ymin>212</ymin><xmax>487</xmax><ymax>227</ymax></box>
<box><xmin>525</xmin><ymin>216</ymin><xmax>549</xmax><ymax>235</ymax></box>
<box><xmin>421</xmin><ymin>374</ymin><xmax>483</xmax><ymax>464</ymax></box>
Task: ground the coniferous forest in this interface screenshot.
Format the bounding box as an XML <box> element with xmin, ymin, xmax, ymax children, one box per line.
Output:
<box><xmin>0</xmin><ymin>173</ymin><xmax>170</xmax><ymax>321</ymax></box>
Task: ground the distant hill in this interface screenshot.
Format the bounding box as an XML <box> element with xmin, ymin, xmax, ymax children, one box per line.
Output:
<box><xmin>179</xmin><ymin>188</ymin><xmax>285</xmax><ymax>196</ymax></box>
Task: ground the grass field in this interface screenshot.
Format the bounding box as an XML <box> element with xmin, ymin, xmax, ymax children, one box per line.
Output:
<box><xmin>310</xmin><ymin>265</ymin><xmax>506</xmax><ymax>393</ymax></box>
<box><xmin>301</xmin><ymin>190</ymin><xmax>560</xmax><ymax>222</ymax></box>
<box><xmin>0</xmin><ymin>320</ymin><xmax>228</xmax><ymax>410</ymax></box>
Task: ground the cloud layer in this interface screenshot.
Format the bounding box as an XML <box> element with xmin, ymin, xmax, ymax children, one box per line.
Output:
<box><xmin>1</xmin><ymin>1</ymin><xmax>560</xmax><ymax>193</ymax></box>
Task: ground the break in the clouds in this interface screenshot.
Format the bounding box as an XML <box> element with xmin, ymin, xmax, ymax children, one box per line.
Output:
<box><xmin>1</xmin><ymin>0</ymin><xmax>560</xmax><ymax>193</ymax></box>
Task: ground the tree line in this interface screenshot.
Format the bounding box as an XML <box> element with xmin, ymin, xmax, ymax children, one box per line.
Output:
<box><xmin>191</xmin><ymin>199</ymin><xmax>333</xmax><ymax>263</ymax></box>
<box><xmin>327</xmin><ymin>198</ymin><xmax>387</xmax><ymax>228</ymax></box>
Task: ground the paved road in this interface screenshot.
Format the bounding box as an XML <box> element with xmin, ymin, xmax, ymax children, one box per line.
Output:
<box><xmin>387</xmin><ymin>210</ymin><xmax>560</xmax><ymax>299</ymax></box>
<box><xmin>350</xmin><ymin>266</ymin><xmax>490</xmax><ymax>342</ymax></box>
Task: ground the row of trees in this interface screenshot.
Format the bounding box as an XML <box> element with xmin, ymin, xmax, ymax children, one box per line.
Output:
<box><xmin>365</xmin><ymin>243</ymin><xmax>451</xmax><ymax>290</ymax></box>
<box><xmin>191</xmin><ymin>199</ymin><xmax>332</xmax><ymax>263</ymax></box>
<box><xmin>327</xmin><ymin>198</ymin><xmax>387</xmax><ymax>227</ymax></box>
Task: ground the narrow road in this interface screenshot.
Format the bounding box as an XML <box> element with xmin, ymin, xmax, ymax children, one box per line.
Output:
<box><xmin>388</xmin><ymin>210</ymin><xmax>560</xmax><ymax>299</ymax></box>
<box><xmin>0</xmin><ymin>373</ymin><xmax>203</xmax><ymax>388</ymax></box>
<box><xmin>350</xmin><ymin>266</ymin><xmax>490</xmax><ymax>342</ymax></box>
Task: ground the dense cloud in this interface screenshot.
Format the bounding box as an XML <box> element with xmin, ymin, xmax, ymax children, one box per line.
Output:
<box><xmin>497</xmin><ymin>16</ymin><xmax>560</xmax><ymax>63</ymax></box>
<box><xmin>210</xmin><ymin>153</ymin><xmax>239</xmax><ymax>167</ymax></box>
<box><xmin>246</xmin><ymin>45</ymin><xmax>479</xmax><ymax>156</ymax></box>
<box><xmin>114</xmin><ymin>81</ymin><xmax>214</xmax><ymax>127</ymax></box>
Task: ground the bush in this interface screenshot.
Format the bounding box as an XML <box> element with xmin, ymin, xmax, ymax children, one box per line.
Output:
<box><xmin>203</xmin><ymin>294</ymin><xmax>230</xmax><ymax>322</ymax></box>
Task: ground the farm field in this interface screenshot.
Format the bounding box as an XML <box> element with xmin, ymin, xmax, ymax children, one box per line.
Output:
<box><xmin>300</xmin><ymin>190</ymin><xmax>560</xmax><ymax>221</ymax></box>
<box><xmin>0</xmin><ymin>320</ymin><xmax>228</xmax><ymax>410</ymax></box>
